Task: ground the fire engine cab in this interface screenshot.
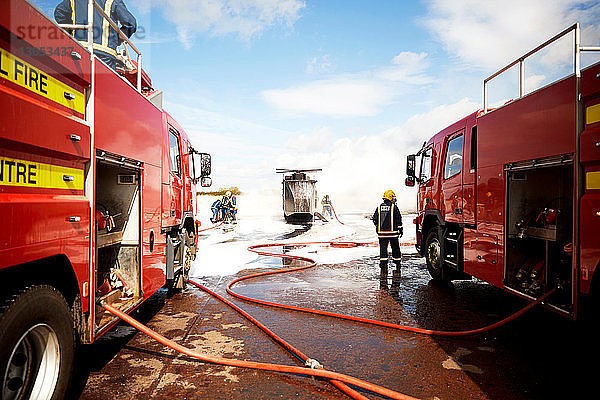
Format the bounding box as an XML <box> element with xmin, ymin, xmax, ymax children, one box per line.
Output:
<box><xmin>0</xmin><ymin>1</ymin><xmax>211</xmax><ymax>398</ymax></box>
<box><xmin>406</xmin><ymin>24</ymin><xmax>600</xmax><ymax>318</ymax></box>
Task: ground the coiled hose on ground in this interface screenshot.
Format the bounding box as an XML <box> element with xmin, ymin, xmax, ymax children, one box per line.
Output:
<box><xmin>104</xmin><ymin>209</ymin><xmax>554</xmax><ymax>399</ymax></box>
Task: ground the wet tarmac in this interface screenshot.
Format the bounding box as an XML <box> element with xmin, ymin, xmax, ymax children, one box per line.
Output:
<box><xmin>70</xmin><ymin>250</ymin><xmax>598</xmax><ymax>400</ymax></box>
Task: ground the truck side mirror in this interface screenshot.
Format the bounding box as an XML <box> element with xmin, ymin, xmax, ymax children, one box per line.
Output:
<box><xmin>406</xmin><ymin>154</ymin><xmax>421</xmax><ymax>186</ymax></box>
<box><xmin>200</xmin><ymin>153</ymin><xmax>211</xmax><ymax>177</ymax></box>
<box><xmin>191</xmin><ymin>151</ymin><xmax>212</xmax><ymax>183</ymax></box>
<box><xmin>406</xmin><ymin>154</ymin><xmax>416</xmax><ymax>181</ymax></box>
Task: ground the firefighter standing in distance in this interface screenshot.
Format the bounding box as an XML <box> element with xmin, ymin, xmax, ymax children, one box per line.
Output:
<box><xmin>373</xmin><ymin>190</ymin><xmax>403</xmax><ymax>286</ymax></box>
<box><xmin>321</xmin><ymin>194</ymin><xmax>333</xmax><ymax>218</ymax></box>
<box><xmin>54</xmin><ymin>0</ymin><xmax>137</xmax><ymax>70</ymax></box>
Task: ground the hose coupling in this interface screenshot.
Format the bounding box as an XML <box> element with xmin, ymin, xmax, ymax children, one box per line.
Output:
<box><xmin>304</xmin><ymin>358</ymin><xmax>323</xmax><ymax>369</ymax></box>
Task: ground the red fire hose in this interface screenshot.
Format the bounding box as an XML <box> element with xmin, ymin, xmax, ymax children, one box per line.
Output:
<box><xmin>330</xmin><ymin>203</ymin><xmax>344</xmax><ymax>225</ymax></box>
<box><xmin>101</xmin><ymin>219</ymin><xmax>421</xmax><ymax>398</ymax></box>
<box><xmin>102</xmin><ymin>207</ymin><xmax>554</xmax><ymax>399</ymax></box>
<box><xmin>233</xmin><ymin>241</ymin><xmax>556</xmax><ymax>337</ymax></box>
<box><xmin>102</xmin><ymin>301</ymin><xmax>418</xmax><ymax>400</ymax></box>
<box><xmin>188</xmin><ymin>279</ymin><xmax>371</xmax><ymax>400</ymax></box>
<box><xmin>230</xmin><ymin>204</ymin><xmax>553</xmax><ymax>336</ymax></box>
<box><xmin>198</xmin><ymin>220</ymin><xmax>224</xmax><ymax>233</ymax></box>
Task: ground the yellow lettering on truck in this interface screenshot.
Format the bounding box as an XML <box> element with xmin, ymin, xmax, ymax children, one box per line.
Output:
<box><xmin>0</xmin><ymin>48</ymin><xmax>85</xmax><ymax>114</ymax></box>
<box><xmin>0</xmin><ymin>156</ymin><xmax>84</xmax><ymax>190</ymax></box>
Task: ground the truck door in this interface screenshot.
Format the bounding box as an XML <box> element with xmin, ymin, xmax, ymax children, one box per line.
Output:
<box><xmin>166</xmin><ymin>128</ymin><xmax>183</xmax><ymax>225</ymax></box>
<box><xmin>462</xmin><ymin>125</ymin><xmax>477</xmax><ymax>224</ymax></box>
<box><xmin>417</xmin><ymin>147</ymin><xmax>434</xmax><ymax>211</ymax></box>
<box><xmin>180</xmin><ymin>139</ymin><xmax>192</xmax><ymax>214</ymax></box>
<box><xmin>441</xmin><ymin>131</ymin><xmax>464</xmax><ymax>223</ymax></box>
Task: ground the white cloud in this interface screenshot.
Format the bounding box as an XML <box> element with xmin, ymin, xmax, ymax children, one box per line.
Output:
<box><xmin>187</xmin><ymin>127</ymin><xmax>282</xmax><ymax>192</ymax></box>
<box><xmin>165</xmin><ymin>100</ymin><xmax>290</xmax><ymax>138</ymax></box>
<box><xmin>263</xmin><ymin>52</ymin><xmax>434</xmax><ymax>117</ymax></box>
<box><xmin>538</xmin><ymin>24</ymin><xmax>600</xmax><ymax>69</ymax></box>
<box><xmin>377</xmin><ymin>51</ymin><xmax>433</xmax><ymax>84</ymax></box>
<box><xmin>273</xmin><ymin>98</ymin><xmax>480</xmax><ymax>212</ymax></box>
<box><xmin>167</xmin><ymin>97</ymin><xmax>479</xmax><ymax>212</ymax></box>
<box><xmin>144</xmin><ymin>0</ymin><xmax>305</xmax><ymax>47</ymax></box>
<box><xmin>422</xmin><ymin>0</ymin><xmax>600</xmax><ymax>70</ymax></box>
<box><xmin>163</xmin><ymin>101</ymin><xmax>289</xmax><ymax>191</ymax></box>
<box><xmin>285</xmin><ymin>127</ymin><xmax>334</xmax><ymax>153</ymax></box>
<box><xmin>383</xmin><ymin>97</ymin><xmax>478</xmax><ymax>147</ymax></box>
<box><xmin>262</xmin><ymin>80</ymin><xmax>392</xmax><ymax>117</ymax></box>
<box><xmin>523</xmin><ymin>74</ymin><xmax>547</xmax><ymax>93</ymax></box>
<box><xmin>393</xmin><ymin>52</ymin><xmax>426</xmax><ymax>66</ymax></box>
<box><xmin>176</xmin><ymin>26</ymin><xmax>195</xmax><ymax>50</ymax></box>
<box><xmin>306</xmin><ymin>54</ymin><xmax>333</xmax><ymax>74</ymax></box>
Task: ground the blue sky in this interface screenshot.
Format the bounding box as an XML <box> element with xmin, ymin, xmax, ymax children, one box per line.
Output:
<box><xmin>34</xmin><ymin>0</ymin><xmax>600</xmax><ymax>210</ymax></box>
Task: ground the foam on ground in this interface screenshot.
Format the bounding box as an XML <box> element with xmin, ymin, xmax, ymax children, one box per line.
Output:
<box><xmin>190</xmin><ymin>193</ymin><xmax>417</xmax><ymax>278</ymax></box>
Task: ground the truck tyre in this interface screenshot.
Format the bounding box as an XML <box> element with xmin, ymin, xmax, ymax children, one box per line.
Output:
<box><xmin>425</xmin><ymin>228</ymin><xmax>448</xmax><ymax>282</ymax></box>
<box><xmin>0</xmin><ymin>285</ymin><xmax>75</xmax><ymax>400</ymax></box>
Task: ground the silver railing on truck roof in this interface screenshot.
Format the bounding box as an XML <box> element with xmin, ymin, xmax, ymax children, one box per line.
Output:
<box><xmin>482</xmin><ymin>23</ymin><xmax>600</xmax><ymax>113</ymax></box>
<box><xmin>57</xmin><ymin>0</ymin><xmax>142</xmax><ymax>92</ymax></box>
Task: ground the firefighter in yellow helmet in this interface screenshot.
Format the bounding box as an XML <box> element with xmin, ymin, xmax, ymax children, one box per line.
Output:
<box><xmin>372</xmin><ymin>190</ymin><xmax>403</xmax><ymax>285</ymax></box>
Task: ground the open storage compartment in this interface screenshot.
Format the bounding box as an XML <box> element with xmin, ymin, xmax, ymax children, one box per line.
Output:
<box><xmin>505</xmin><ymin>155</ymin><xmax>574</xmax><ymax>313</ymax></box>
<box><xmin>94</xmin><ymin>152</ymin><xmax>143</xmax><ymax>331</ymax></box>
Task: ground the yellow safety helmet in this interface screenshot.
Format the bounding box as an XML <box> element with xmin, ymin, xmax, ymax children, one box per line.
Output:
<box><xmin>383</xmin><ymin>190</ymin><xmax>396</xmax><ymax>201</ymax></box>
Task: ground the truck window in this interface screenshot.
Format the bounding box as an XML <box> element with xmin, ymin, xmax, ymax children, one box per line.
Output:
<box><xmin>420</xmin><ymin>148</ymin><xmax>432</xmax><ymax>182</ymax></box>
<box><xmin>169</xmin><ymin>129</ymin><xmax>181</xmax><ymax>175</ymax></box>
<box><xmin>444</xmin><ymin>134</ymin><xmax>463</xmax><ymax>179</ymax></box>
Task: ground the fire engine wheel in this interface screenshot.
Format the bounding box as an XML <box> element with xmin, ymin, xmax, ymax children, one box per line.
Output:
<box><xmin>0</xmin><ymin>285</ymin><xmax>74</xmax><ymax>400</ymax></box>
<box><xmin>425</xmin><ymin>228</ymin><xmax>448</xmax><ymax>282</ymax></box>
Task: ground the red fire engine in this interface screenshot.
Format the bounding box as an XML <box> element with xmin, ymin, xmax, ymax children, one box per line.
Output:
<box><xmin>0</xmin><ymin>1</ymin><xmax>212</xmax><ymax>398</ymax></box>
<box><xmin>406</xmin><ymin>24</ymin><xmax>600</xmax><ymax>319</ymax></box>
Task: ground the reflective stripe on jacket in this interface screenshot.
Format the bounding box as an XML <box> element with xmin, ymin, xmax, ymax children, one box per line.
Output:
<box><xmin>372</xmin><ymin>199</ymin><xmax>402</xmax><ymax>237</ymax></box>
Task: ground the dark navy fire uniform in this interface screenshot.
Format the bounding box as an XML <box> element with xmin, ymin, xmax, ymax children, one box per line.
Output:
<box><xmin>372</xmin><ymin>198</ymin><xmax>403</xmax><ymax>271</ymax></box>
<box><xmin>54</xmin><ymin>0</ymin><xmax>137</xmax><ymax>70</ymax></box>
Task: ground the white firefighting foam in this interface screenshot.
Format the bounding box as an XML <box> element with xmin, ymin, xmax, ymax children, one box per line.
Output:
<box><xmin>190</xmin><ymin>193</ymin><xmax>416</xmax><ymax>278</ymax></box>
